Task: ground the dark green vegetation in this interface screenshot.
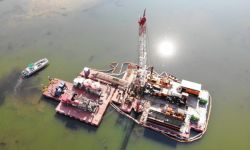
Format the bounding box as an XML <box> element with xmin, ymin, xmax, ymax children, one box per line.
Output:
<box><xmin>199</xmin><ymin>99</ymin><xmax>208</xmax><ymax>105</ymax></box>
<box><xmin>190</xmin><ymin>115</ymin><xmax>199</xmax><ymax>123</ymax></box>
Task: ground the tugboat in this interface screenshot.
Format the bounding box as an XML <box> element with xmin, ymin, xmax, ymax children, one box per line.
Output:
<box><xmin>21</xmin><ymin>58</ymin><xmax>49</xmax><ymax>78</ymax></box>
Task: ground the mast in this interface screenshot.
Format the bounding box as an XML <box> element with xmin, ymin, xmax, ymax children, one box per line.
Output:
<box><xmin>137</xmin><ymin>9</ymin><xmax>147</xmax><ymax>87</ymax></box>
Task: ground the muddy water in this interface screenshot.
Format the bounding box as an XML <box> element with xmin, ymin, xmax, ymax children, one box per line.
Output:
<box><xmin>0</xmin><ymin>0</ymin><xmax>250</xmax><ymax>150</ymax></box>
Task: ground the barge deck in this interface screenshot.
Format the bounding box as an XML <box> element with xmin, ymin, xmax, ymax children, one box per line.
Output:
<box><xmin>42</xmin><ymin>64</ymin><xmax>212</xmax><ymax>142</ymax></box>
<box><xmin>43</xmin><ymin>78</ymin><xmax>115</xmax><ymax>126</ymax></box>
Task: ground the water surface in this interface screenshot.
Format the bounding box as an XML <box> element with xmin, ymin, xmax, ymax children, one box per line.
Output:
<box><xmin>0</xmin><ymin>0</ymin><xmax>250</xmax><ymax>150</ymax></box>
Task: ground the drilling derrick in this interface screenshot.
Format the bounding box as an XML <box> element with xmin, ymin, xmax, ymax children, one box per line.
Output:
<box><xmin>137</xmin><ymin>9</ymin><xmax>147</xmax><ymax>88</ymax></box>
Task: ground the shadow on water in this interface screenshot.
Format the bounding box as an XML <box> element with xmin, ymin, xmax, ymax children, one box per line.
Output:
<box><xmin>102</xmin><ymin>106</ymin><xmax>115</xmax><ymax>120</ymax></box>
<box><xmin>143</xmin><ymin>128</ymin><xmax>178</xmax><ymax>148</ymax></box>
<box><xmin>115</xmin><ymin>110</ymin><xmax>178</xmax><ymax>149</ymax></box>
<box><xmin>88</xmin><ymin>55</ymin><xmax>95</xmax><ymax>62</ymax></box>
<box><xmin>55</xmin><ymin>112</ymin><xmax>97</xmax><ymax>132</ymax></box>
<box><xmin>0</xmin><ymin>69</ymin><xmax>21</xmax><ymax>106</ymax></box>
<box><xmin>115</xmin><ymin>112</ymin><xmax>137</xmax><ymax>150</ymax></box>
<box><xmin>0</xmin><ymin>142</ymin><xmax>6</xmax><ymax>149</ymax></box>
<box><xmin>39</xmin><ymin>95</ymin><xmax>58</xmax><ymax>107</ymax></box>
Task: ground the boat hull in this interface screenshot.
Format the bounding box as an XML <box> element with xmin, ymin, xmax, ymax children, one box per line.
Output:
<box><xmin>22</xmin><ymin>58</ymin><xmax>49</xmax><ymax>78</ymax></box>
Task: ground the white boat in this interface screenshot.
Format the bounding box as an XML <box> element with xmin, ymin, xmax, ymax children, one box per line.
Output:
<box><xmin>21</xmin><ymin>58</ymin><xmax>49</xmax><ymax>78</ymax></box>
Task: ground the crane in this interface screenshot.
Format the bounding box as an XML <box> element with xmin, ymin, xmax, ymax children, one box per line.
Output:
<box><xmin>137</xmin><ymin>9</ymin><xmax>147</xmax><ymax>88</ymax></box>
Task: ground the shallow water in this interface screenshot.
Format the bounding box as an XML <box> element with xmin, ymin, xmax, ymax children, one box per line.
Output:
<box><xmin>0</xmin><ymin>0</ymin><xmax>250</xmax><ymax>150</ymax></box>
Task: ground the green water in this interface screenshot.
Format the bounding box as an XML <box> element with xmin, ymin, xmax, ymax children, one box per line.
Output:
<box><xmin>1</xmin><ymin>0</ymin><xmax>250</xmax><ymax>150</ymax></box>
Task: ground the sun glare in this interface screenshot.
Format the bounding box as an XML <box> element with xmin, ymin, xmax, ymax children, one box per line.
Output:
<box><xmin>158</xmin><ymin>40</ymin><xmax>176</xmax><ymax>57</ymax></box>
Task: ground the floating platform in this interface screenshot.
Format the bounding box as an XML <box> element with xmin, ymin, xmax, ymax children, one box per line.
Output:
<box><xmin>42</xmin><ymin>63</ymin><xmax>211</xmax><ymax>142</ymax></box>
<box><xmin>43</xmin><ymin>78</ymin><xmax>115</xmax><ymax>126</ymax></box>
<box><xmin>41</xmin><ymin>10</ymin><xmax>212</xmax><ymax>143</ymax></box>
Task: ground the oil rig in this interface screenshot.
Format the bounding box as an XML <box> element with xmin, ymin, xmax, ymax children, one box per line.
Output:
<box><xmin>42</xmin><ymin>10</ymin><xmax>212</xmax><ymax>142</ymax></box>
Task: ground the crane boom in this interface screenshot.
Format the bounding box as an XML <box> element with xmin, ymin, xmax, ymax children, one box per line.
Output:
<box><xmin>138</xmin><ymin>9</ymin><xmax>147</xmax><ymax>87</ymax></box>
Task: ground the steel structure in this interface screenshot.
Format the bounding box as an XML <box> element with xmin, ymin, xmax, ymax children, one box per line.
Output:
<box><xmin>137</xmin><ymin>9</ymin><xmax>147</xmax><ymax>87</ymax></box>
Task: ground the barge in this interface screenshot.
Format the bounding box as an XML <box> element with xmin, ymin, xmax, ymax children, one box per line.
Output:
<box><xmin>42</xmin><ymin>10</ymin><xmax>211</xmax><ymax>142</ymax></box>
<box><xmin>43</xmin><ymin>75</ymin><xmax>115</xmax><ymax>126</ymax></box>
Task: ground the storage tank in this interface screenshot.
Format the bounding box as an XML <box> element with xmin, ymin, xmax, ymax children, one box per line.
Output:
<box><xmin>91</xmin><ymin>82</ymin><xmax>101</xmax><ymax>91</ymax></box>
<box><xmin>83</xmin><ymin>67</ymin><xmax>90</xmax><ymax>78</ymax></box>
<box><xmin>73</xmin><ymin>77</ymin><xmax>85</xmax><ymax>88</ymax></box>
<box><xmin>83</xmin><ymin>79</ymin><xmax>92</xmax><ymax>87</ymax></box>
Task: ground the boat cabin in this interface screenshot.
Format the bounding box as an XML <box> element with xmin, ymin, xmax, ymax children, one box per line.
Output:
<box><xmin>181</xmin><ymin>80</ymin><xmax>201</xmax><ymax>96</ymax></box>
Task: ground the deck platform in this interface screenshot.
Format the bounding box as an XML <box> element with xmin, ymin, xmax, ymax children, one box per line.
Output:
<box><xmin>43</xmin><ymin>78</ymin><xmax>115</xmax><ymax>126</ymax></box>
<box><xmin>42</xmin><ymin>78</ymin><xmax>67</xmax><ymax>101</ymax></box>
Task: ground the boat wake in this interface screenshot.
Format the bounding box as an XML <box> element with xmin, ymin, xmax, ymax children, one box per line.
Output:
<box><xmin>14</xmin><ymin>77</ymin><xmax>23</xmax><ymax>94</ymax></box>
